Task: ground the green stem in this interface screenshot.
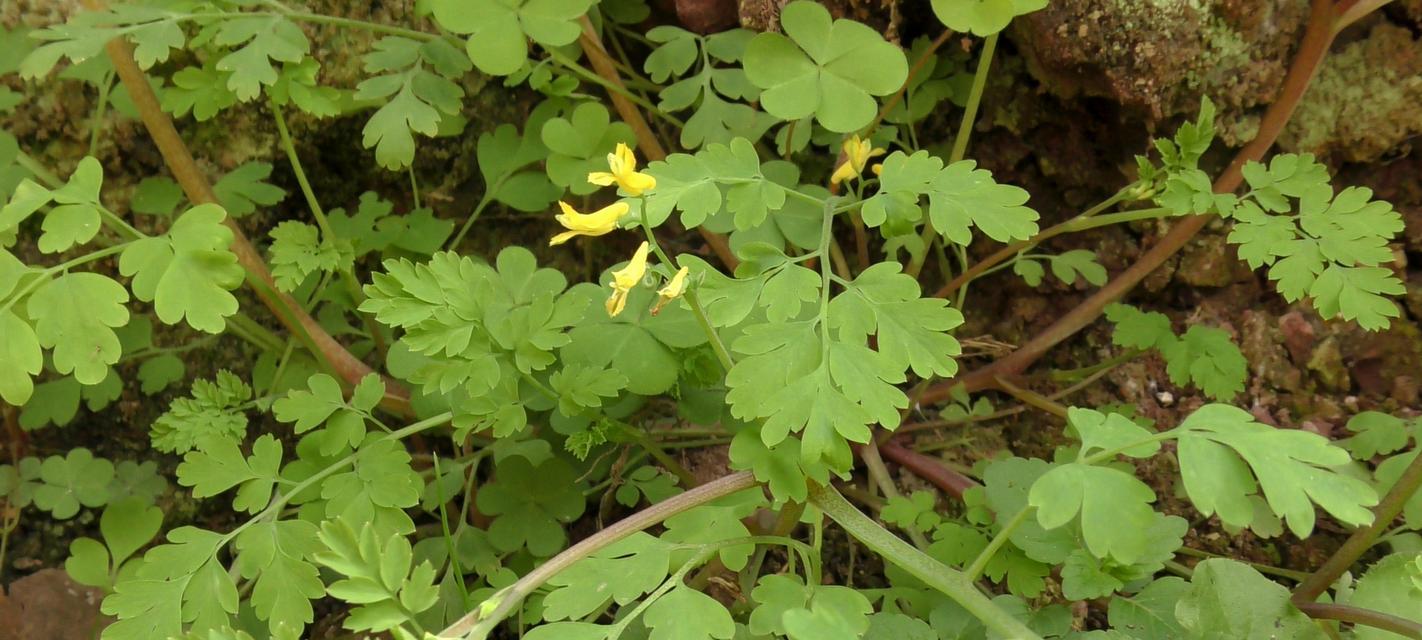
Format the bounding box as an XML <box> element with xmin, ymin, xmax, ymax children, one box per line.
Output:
<box><xmin>12</xmin><ymin>150</ymin><xmax>63</xmax><ymax>187</ymax></box>
<box><xmin>637</xmin><ymin>209</ymin><xmax>735</xmax><ymax>372</ymax></box>
<box><xmin>1174</xmin><ymin>547</ymin><xmax>1311</xmax><ymax>582</ymax></box>
<box><xmin>905</xmin><ymin>33</ymin><xmax>999</xmax><ymax>278</ymax></box>
<box><xmin>808</xmin><ymin>484</ymin><xmax>1041</xmax><ymax>640</ymax></box>
<box><xmin>993</xmin><ymin>376</ymin><xmax>1069</xmax><ymax>419</ymax></box>
<box><xmin>441</xmin><ymin>471</ymin><xmax>759</xmax><ymax>639</ymax></box>
<box><xmin>224</xmin><ymin>311</ymin><xmax>287</xmax><ymax>354</ymax></box>
<box><xmin>447</xmin><ymin>193</ymin><xmax>495</xmax><ymax>251</ymax></box>
<box><xmin>88</xmin><ymin>70</ymin><xmax>115</xmax><ymax>157</ymax></box>
<box><xmin>0</xmin><ymin>242</ymin><xmax>131</xmax><ymax>317</ymax></box>
<box><xmin>13</xmin><ymin>150</ymin><xmax>146</xmax><ymax>240</ymax></box>
<box><xmin>860</xmin><ymin>440</ymin><xmax>930</xmax><ymax>549</ymax></box>
<box><xmin>432</xmin><ymin>454</ymin><xmax>472</xmax><ymax>611</ymax></box>
<box><xmin>965</xmin><ymin>506</ymin><xmax>1029</xmax><ymax>581</ymax></box>
<box><xmin>544</xmin><ymin>48</ymin><xmax>685</xmax><ymax>129</ymax></box>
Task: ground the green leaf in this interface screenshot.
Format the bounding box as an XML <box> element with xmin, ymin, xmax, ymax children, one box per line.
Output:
<box><xmin>131</xmin><ymin>176</ymin><xmax>184</xmax><ymax>216</ymax></box>
<box><xmin>562</xmin><ymin>281</ymin><xmax>701</xmax><ymax>396</ymax></box>
<box><xmin>137</xmin><ymin>353</ymin><xmax>185</xmax><ymax>394</ymax></box>
<box><xmin>1067</xmin><ymin>407</ymin><xmax>1160</xmax><ymax>459</ymax></box>
<box><xmin>477</xmin><ymin>123</ymin><xmax>557</xmax><ymax>212</ymax></box>
<box><xmin>120</xmin><ymin>204</ymin><xmax>244</xmax><ymax>333</ymax></box>
<box><xmin>662</xmin><ymin>489</ymin><xmax>764</xmax><ymax>571</ymax></box>
<box><xmin>1223</xmin><ymin>156</ymin><xmax>1405</xmax><ymax>331</ymax></box>
<box><xmin>268</xmin><ymin>221</ymin><xmax>354</xmax><ymax>292</ymax></box>
<box><xmin>162</xmin><ymin>61</ymin><xmax>240</xmax><ymax>121</ymax></box>
<box><xmin>829</xmin><ymin>262</ymin><xmax>963</xmax><ymax>378</ymax></box>
<box><xmin>929</xmin><ymin>160</ymin><xmax>1039</xmax><ymax>244</ymax></box>
<box><xmin>18</xmin><ymin>377</ymin><xmax>82</xmax><ymax>430</ymax></box>
<box><xmin>743</xmin><ymin>1</ymin><xmax>908</xmax><ymax>132</ymax></box>
<box><xmin>930</xmin><ymin>0</ymin><xmax>1046</xmax><ymax>35</ymax></box>
<box><xmin>1176</xmin><ymin>404</ymin><xmax>1378</xmax><ymax>537</ymax></box>
<box><xmin>1107</xmin><ymin>577</ymin><xmax>1188</xmax><ymax>639</ymax></box>
<box><xmin>476</xmin><ymin>456</ymin><xmax>586</xmax><ymax>556</ymax></box>
<box><xmin>356</xmin><ymin>37</ymin><xmax>465</xmax><ymax>170</ymax></box>
<box><xmin>782</xmin><ymin>585</ymin><xmax>873</xmax><ymax>640</ymax></box>
<box><xmin>430</xmin><ymin>0</ymin><xmax>596</xmax><ymax>75</ymax></box>
<box><xmin>1176</xmin><ymin>559</ymin><xmax>1327</xmax><ymax>639</ymax></box>
<box><xmin>881</xmin><ymin>491</ymin><xmax>942</xmax><ymax>534</ymax></box>
<box><xmin>645</xmin><ymin>586</ymin><xmax>736</xmax><ymax>640</ymax></box>
<box><xmin>728</xmin><ymin>430</ymin><xmax>821</xmax><ymax>505</ymax></box>
<box><xmin>177</xmin><ymin>434</ymin><xmax>283</xmax><ymax>514</ymax></box>
<box><xmin>1028</xmin><ymin>462</ymin><xmax>1157</xmax><ymax>563</ymax></box>
<box><xmin>540</xmin><ymin>102</ymin><xmax>638</xmax><ymax>195</ymax></box>
<box><xmin>34</xmin><ymin>448</ymin><xmax>114</xmax><ymax>519</ymax></box>
<box><xmin>213</xmin><ymin>16</ymin><xmax>311</xmax><ymax>101</ymax></box>
<box><xmin>29</xmin><ymin>272</ymin><xmax>129</xmax><ymax>385</ymax></box>
<box><xmin>639</xmin><ymin>137</ymin><xmax>772</xmax><ymax>227</ymax></box>
<box><xmin>232</xmin><ymin>519</ymin><xmax>325</xmax><ymax>634</ymax></box>
<box><xmin>213</xmin><ymin>163</ymin><xmax>285</xmax><ymax>217</ymax></box>
<box><xmin>544</xmin><ymin>532</ymin><xmax>673</xmax><ymax>620</ymax></box>
<box><xmin>548</xmin><ymin>364</ymin><xmax>628</xmax><ymax>417</ymax></box>
<box><xmin>150</xmin><ymin>370</ymin><xmax>252</xmax><ymax>454</ymax></box>
<box><xmin>1340</xmin><ymin>411</ymin><xmax>1412</xmax><ymax>460</ymax></box>
<box><xmin>1048</xmin><ymin>250</ymin><xmax>1107</xmax><ymax>286</ymax></box>
<box><xmin>67</xmin><ymin>536</ymin><xmax>111</xmax><ymax>588</ymax></box>
<box><xmin>1347</xmin><ymin>553</ymin><xmax>1422</xmax><ymax>639</ymax></box>
<box><xmin>101</xmin><ymin>497</ymin><xmax>164</xmax><ymax>568</ymax></box>
<box><xmin>1159</xmin><ymin>326</ymin><xmax>1247</xmax><ymax>401</ymax></box>
<box><xmin>0</xmin><ymin>307</ymin><xmax>42</xmax><ymax>404</ymax></box>
<box><xmin>314</xmin><ymin>519</ymin><xmax>439</xmax><ymax>632</ymax></box>
<box><xmin>102</xmin><ymin>526</ymin><xmax>236</xmax><ymax>638</ymax></box>
<box><xmin>1104</xmin><ymin>303</ymin><xmax>1173</xmax><ymax>350</ymax></box>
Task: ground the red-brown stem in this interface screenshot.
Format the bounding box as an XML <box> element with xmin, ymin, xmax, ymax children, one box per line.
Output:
<box><xmin>1296</xmin><ymin>602</ymin><xmax>1422</xmax><ymax>639</ymax></box>
<box><xmin>576</xmin><ymin>17</ymin><xmax>739</xmax><ymax>270</ymax></box>
<box><xmin>96</xmin><ymin>22</ymin><xmax>414</xmax><ymax>416</ymax></box>
<box><xmin>1293</xmin><ymin>450</ymin><xmax>1422</xmax><ymax>602</ymax></box>
<box><xmin>919</xmin><ymin>0</ymin><xmax>1342</xmax><ymax>405</ymax></box>
<box><xmin>877</xmin><ymin>440</ymin><xmax>979</xmax><ymax>499</ymax></box>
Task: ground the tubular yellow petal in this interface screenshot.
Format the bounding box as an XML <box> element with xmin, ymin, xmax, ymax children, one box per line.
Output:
<box><xmin>830</xmin><ymin>161</ymin><xmax>859</xmax><ymax>185</ymax></box>
<box><xmin>588</xmin><ymin>171</ymin><xmax>617</xmax><ymax>187</ymax></box>
<box><xmin>611</xmin><ymin>241</ymin><xmax>652</xmax><ymax>290</ymax></box>
<box><xmin>550</xmin><ymin>201</ymin><xmax>630</xmax><ymax>245</ymax></box>
<box><xmin>613</xmin><ymin>143</ymin><xmax>638</xmax><ymax>172</ymax></box>
<box><xmin>605</xmin><ymin>288</ymin><xmax>630</xmax><ymax>316</ymax></box>
<box><xmin>620</xmin><ymin>171</ymin><xmax>657</xmax><ymax>196</ymax></box>
<box><xmin>652</xmin><ymin>265</ymin><xmax>690</xmax><ymax>314</ymax></box>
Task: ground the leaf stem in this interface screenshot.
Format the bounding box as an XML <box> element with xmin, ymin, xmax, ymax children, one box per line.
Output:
<box><xmin>808</xmin><ymin>483</ymin><xmax>1041</xmax><ymax>640</ymax></box>
<box><xmin>87</xmin><ymin>70</ymin><xmax>115</xmax><ymax>158</ymax></box>
<box><xmin>440</xmin><ymin>471</ymin><xmax>759</xmax><ymax>639</ymax></box>
<box><xmin>965</xmin><ymin>506</ymin><xmax>1029</xmax><ymax>581</ymax></box>
<box><xmin>639</xmin><ymin>207</ymin><xmax>735</xmax><ymax>372</ymax></box>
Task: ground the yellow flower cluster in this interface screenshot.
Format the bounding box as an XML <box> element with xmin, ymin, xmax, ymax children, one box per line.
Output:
<box><xmin>829</xmin><ymin>135</ymin><xmax>885</xmax><ymax>186</ymax></box>
<box><xmin>548</xmin><ymin>143</ymin><xmax>689</xmax><ymax>317</ymax></box>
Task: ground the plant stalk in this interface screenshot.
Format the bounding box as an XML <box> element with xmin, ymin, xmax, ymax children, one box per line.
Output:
<box><xmin>808</xmin><ymin>483</ymin><xmax>1041</xmax><ymax>640</ymax></box>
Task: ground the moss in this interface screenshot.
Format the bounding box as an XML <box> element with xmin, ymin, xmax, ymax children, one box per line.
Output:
<box><xmin>1279</xmin><ymin>22</ymin><xmax>1422</xmax><ymax>162</ymax></box>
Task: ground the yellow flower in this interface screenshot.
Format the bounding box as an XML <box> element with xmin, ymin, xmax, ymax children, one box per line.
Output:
<box><xmin>588</xmin><ymin>143</ymin><xmax>657</xmax><ymax>196</ymax></box>
<box><xmin>829</xmin><ymin>135</ymin><xmax>885</xmax><ymax>186</ymax></box>
<box><xmin>651</xmin><ymin>266</ymin><xmax>690</xmax><ymax>315</ymax></box>
<box><xmin>606</xmin><ymin>241</ymin><xmax>652</xmax><ymax>317</ymax></box>
<box><xmin>549</xmin><ymin>200</ymin><xmax>630</xmax><ymax>246</ymax></box>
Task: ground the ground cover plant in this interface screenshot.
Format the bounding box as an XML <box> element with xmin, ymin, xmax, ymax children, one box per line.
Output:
<box><xmin>0</xmin><ymin>0</ymin><xmax>1420</xmax><ymax>638</ymax></box>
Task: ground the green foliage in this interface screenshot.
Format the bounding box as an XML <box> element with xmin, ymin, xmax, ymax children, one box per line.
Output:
<box><xmin>1346</xmin><ymin>553</ymin><xmax>1422</xmax><ymax>638</ymax></box>
<box><xmin>743</xmin><ymin>1</ymin><xmax>908</xmax><ymax>132</ymax></box>
<box><xmin>1104</xmin><ymin>303</ymin><xmax>1247</xmax><ymax>401</ymax></box>
<box><xmin>476</xmin><ymin>455</ymin><xmax>586</xmax><ymax>556</ymax></box>
<box><xmin>1175</xmin><ymin>404</ymin><xmax>1377</xmax><ymax>537</ymax></box>
<box><xmin>931</xmin><ymin>0</ymin><xmax>1048</xmax><ymax>36</ymax></box>
<box><xmin>121</xmin><ymin>204</ymin><xmax>245</xmax><ymax>333</ymax></box>
<box><xmin>1176</xmin><ymin>559</ymin><xmax>1327</xmax><ymax>639</ymax></box>
<box><xmin>4</xmin><ymin>4</ymin><xmax>1415</xmax><ymax>640</ymax></box>
<box><xmin>430</xmin><ymin>0</ymin><xmax>596</xmax><ymax>76</ymax></box>
<box><xmin>150</xmin><ymin>370</ymin><xmax>253</xmax><ymax>454</ymax></box>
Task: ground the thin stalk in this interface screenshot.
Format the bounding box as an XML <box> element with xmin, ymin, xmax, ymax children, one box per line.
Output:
<box><xmin>1294</xmin><ymin>450</ymin><xmax>1422</xmax><ymax>602</ymax></box>
<box><xmin>933</xmin><ymin>206</ymin><xmax>1171</xmax><ymax>299</ymax></box>
<box><xmin>225</xmin><ymin>311</ymin><xmax>287</xmax><ymax>353</ymax></box>
<box><xmin>544</xmin><ymin>48</ymin><xmax>683</xmax><ymax>128</ymax></box>
<box><xmin>1174</xmin><ymin>547</ymin><xmax>1311</xmax><ymax>582</ymax></box>
<box><xmin>14</xmin><ymin>150</ymin><xmax>145</xmax><ymax>240</ymax></box>
<box><xmin>440</xmin><ymin>471</ymin><xmax>760</xmax><ymax>639</ymax></box>
<box><xmin>448</xmin><ymin>193</ymin><xmax>495</xmax><ymax>251</ymax></box>
<box><xmin>993</xmin><ymin>376</ymin><xmax>1069</xmax><ymax>419</ymax></box>
<box><xmin>965</xmin><ymin>506</ymin><xmax>1029</xmax><ymax>580</ymax></box>
<box><xmin>639</xmin><ymin>210</ymin><xmax>735</xmax><ymax>372</ymax></box>
<box><xmin>409</xmin><ymin>164</ymin><xmax>421</xmax><ymax>210</ymax></box>
<box><xmin>860</xmin><ymin>440</ymin><xmax>930</xmax><ymax>549</ymax></box>
<box><xmin>809</xmin><ymin>484</ymin><xmax>1041</xmax><ymax>640</ymax></box>
<box><xmin>270</xmin><ymin>98</ymin><xmax>387</xmax><ymax>360</ymax></box>
<box><xmin>88</xmin><ymin>70</ymin><xmax>115</xmax><ymax>157</ymax></box>
<box><xmin>0</xmin><ymin>243</ymin><xmax>132</xmax><ymax>318</ymax></box>
<box><xmin>432</xmin><ymin>454</ymin><xmax>472</xmax><ymax>611</ymax></box>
